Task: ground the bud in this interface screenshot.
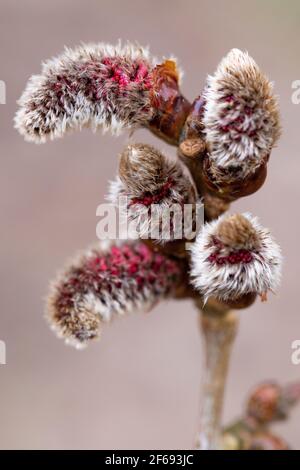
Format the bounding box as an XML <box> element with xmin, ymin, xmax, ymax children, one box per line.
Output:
<box><xmin>47</xmin><ymin>241</ymin><xmax>182</xmax><ymax>348</ymax></box>
<box><xmin>202</xmin><ymin>49</ymin><xmax>280</xmax><ymax>199</ymax></box>
<box><xmin>109</xmin><ymin>143</ymin><xmax>197</xmax><ymax>243</ymax></box>
<box><xmin>149</xmin><ymin>60</ymin><xmax>191</xmax><ymax>144</ymax></box>
<box><xmin>190</xmin><ymin>213</ymin><xmax>282</xmax><ymax>303</ymax></box>
<box><xmin>247</xmin><ymin>382</ymin><xmax>284</xmax><ymax>423</ymax></box>
<box><xmin>247</xmin><ymin>381</ymin><xmax>300</xmax><ymax>424</ymax></box>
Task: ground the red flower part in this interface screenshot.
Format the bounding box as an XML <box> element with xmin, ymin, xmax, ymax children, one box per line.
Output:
<box><xmin>130</xmin><ymin>178</ymin><xmax>174</xmax><ymax>207</ymax></box>
<box><xmin>207</xmin><ymin>244</ymin><xmax>254</xmax><ymax>266</ymax></box>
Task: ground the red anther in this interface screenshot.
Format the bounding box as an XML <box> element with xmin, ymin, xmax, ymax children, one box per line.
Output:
<box><xmin>130</xmin><ymin>178</ymin><xmax>174</xmax><ymax>207</ymax></box>
<box><xmin>224</xmin><ymin>94</ymin><xmax>235</xmax><ymax>102</ymax></box>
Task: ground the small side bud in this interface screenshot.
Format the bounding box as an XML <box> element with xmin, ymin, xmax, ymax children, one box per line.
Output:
<box><xmin>179</xmin><ymin>95</ymin><xmax>206</xmax><ymax>159</ymax></box>
<box><xmin>149</xmin><ymin>60</ymin><xmax>191</xmax><ymax>144</ymax></box>
<box><xmin>247</xmin><ymin>381</ymin><xmax>300</xmax><ymax>424</ymax></box>
<box><xmin>247</xmin><ymin>382</ymin><xmax>284</xmax><ymax>423</ymax></box>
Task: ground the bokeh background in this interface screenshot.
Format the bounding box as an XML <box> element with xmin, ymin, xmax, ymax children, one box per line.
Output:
<box><xmin>1</xmin><ymin>0</ymin><xmax>300</xmax><ymax>449</ymax></box>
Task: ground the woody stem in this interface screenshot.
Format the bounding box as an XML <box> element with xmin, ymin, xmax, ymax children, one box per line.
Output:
<box><xmin>196</xmin><ymin>300</ymin><xmax>238</xmax><ymax>450</ymax></box>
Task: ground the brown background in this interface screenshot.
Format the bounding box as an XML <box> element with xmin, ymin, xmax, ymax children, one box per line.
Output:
<box><xmin>0</xmin><ymin>0</ymin><xmax>300</xmax><ymax>449</ymax></box>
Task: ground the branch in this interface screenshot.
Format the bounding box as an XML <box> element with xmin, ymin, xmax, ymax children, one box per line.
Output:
<box><xmin>196</xmin><ymin>299</ymin><xmax>238</xmax><ymax>449</ymax></box>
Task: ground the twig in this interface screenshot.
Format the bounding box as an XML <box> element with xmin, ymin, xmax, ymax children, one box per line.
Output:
<box><xmin>196</xmin><ymin>300</ymin><xmax>238</xmax><ymax>450</ymax></box>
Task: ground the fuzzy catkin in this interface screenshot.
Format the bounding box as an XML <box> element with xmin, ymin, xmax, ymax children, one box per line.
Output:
<box><xmin>190</xmin><ymin>213</ymin><xmax>282</xmax><ymax>302</ymax></box>
<box><xmin>47</xmin><ymin>240</ymin><xmax>182</xmax><ymax>348</ymax></box>
<box><xmin>203</xmin><ymin>49</ymin><xmax>280</xmax><ymax>182</ymax></box>
<box><xmin>109</xmin><ymin>143</ymin><xmax>197</xmax><ymax>243</ymax></box>
<box><xmin>15</xmin><ymin>42</ymin><xmax>156</xmax><ymax>143</ymax></box>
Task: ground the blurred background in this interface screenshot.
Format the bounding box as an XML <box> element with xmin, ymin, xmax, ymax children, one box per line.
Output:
<box><xmin>0</xmin><ymin>0</ymin><xmax>300</xmax><ymax>449</ymax></box>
